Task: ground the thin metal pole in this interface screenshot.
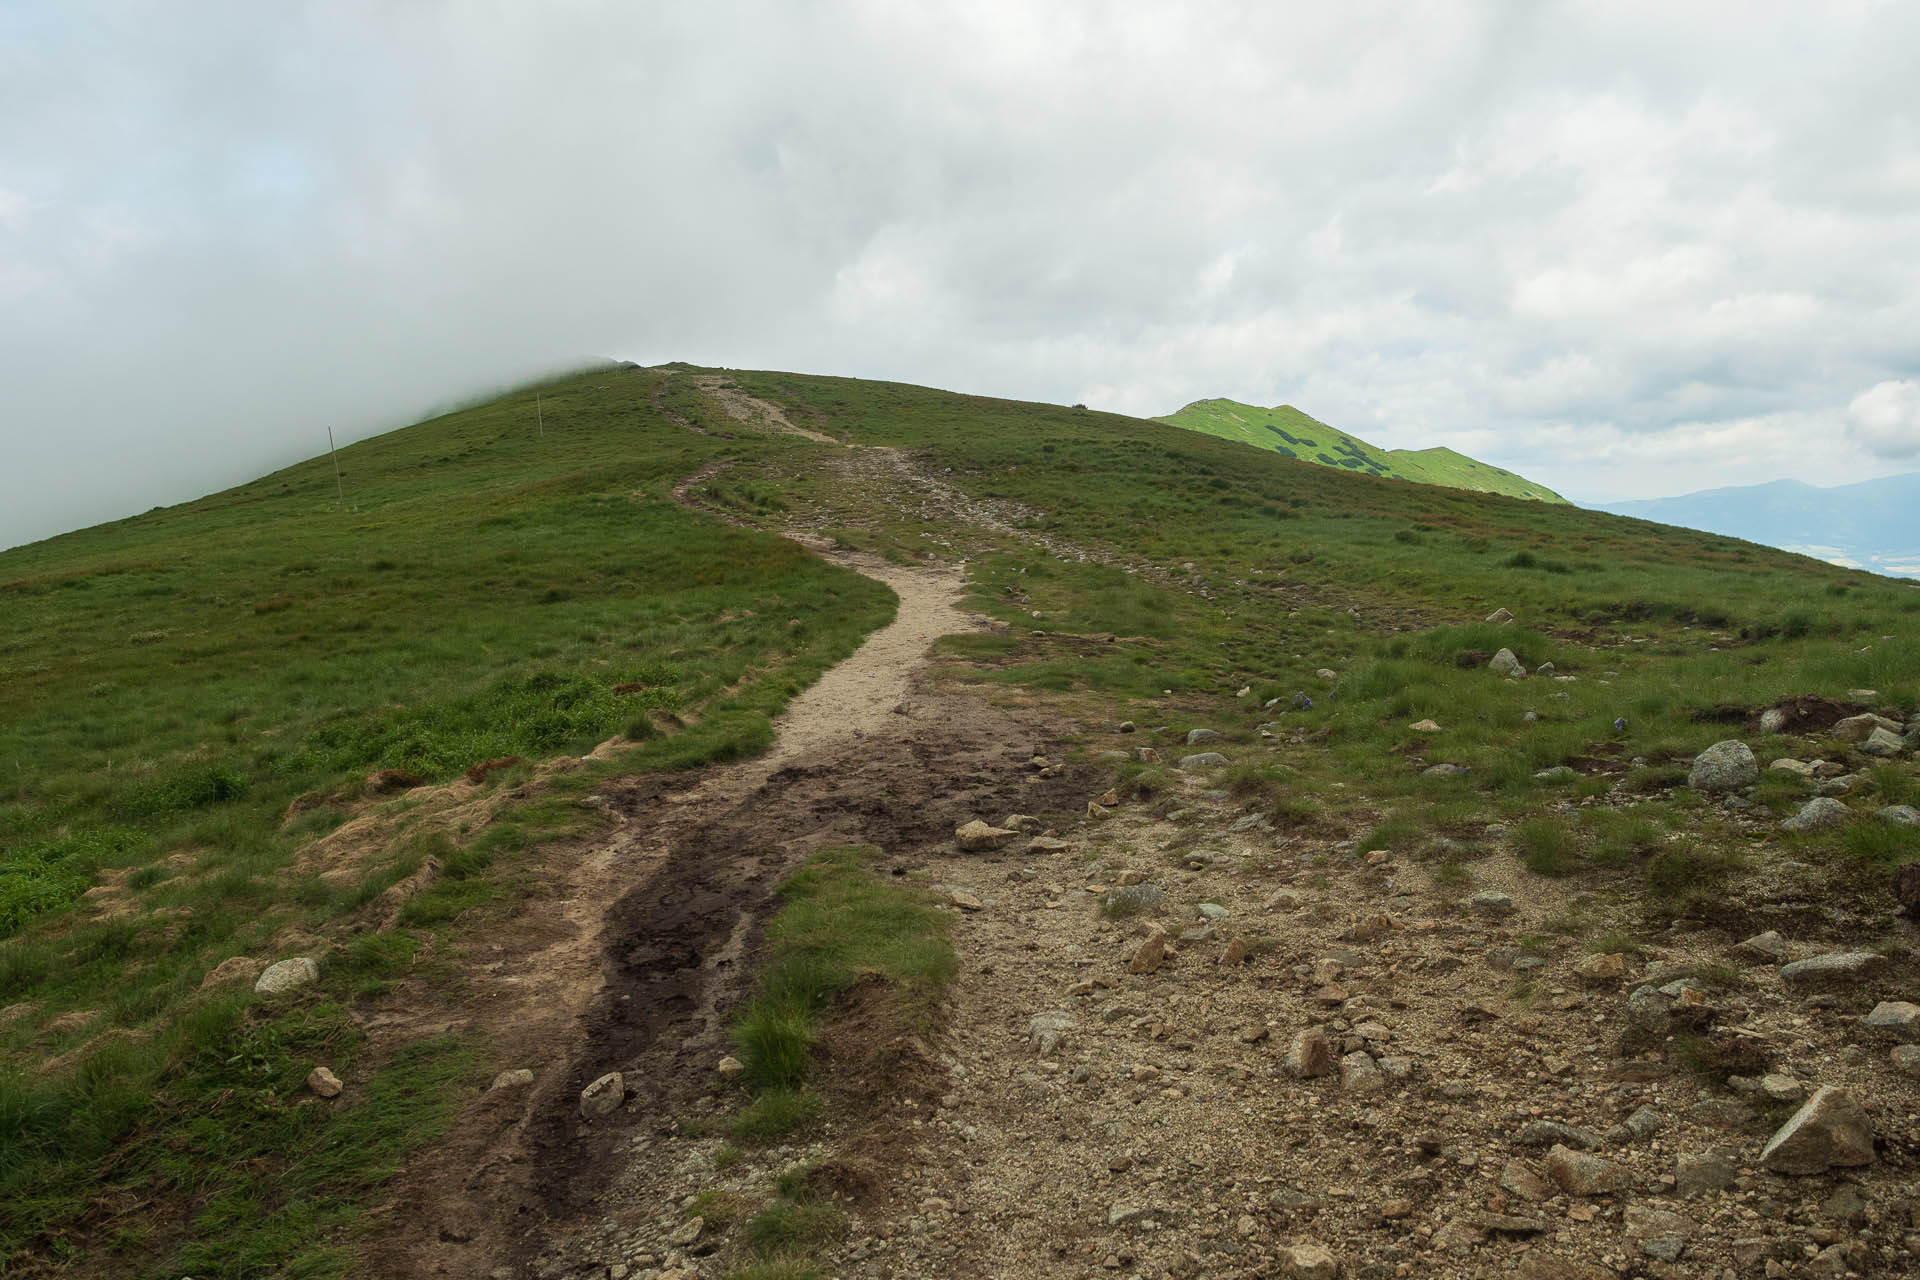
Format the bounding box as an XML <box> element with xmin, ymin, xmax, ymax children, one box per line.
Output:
<box><xmin>537</xmin><ymin>392</ymin><xmax>545</xmax><ymax>439</ymax></box>
<box><xmin>327</xmin><ymin>427</ymin><xmax>345</xmax><ymax>507</ymax></box>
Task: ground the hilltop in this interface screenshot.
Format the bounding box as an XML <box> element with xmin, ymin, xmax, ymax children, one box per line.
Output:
<box><xmin>1155</xmin><ymin>397</ymin><xmax>1569</xmax><ymax>503</ymax></box>
<box><xmin>1</xmin><ymin>364</ymin><xmax>1915</xmax><ymax>1280</ymax></box>
<box><xmin>1600</xmin><ymin>472</ymin><xmax>1920</xmax><ymax>579</ymax></box>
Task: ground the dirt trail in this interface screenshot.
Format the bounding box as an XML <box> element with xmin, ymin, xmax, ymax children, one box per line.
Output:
<box><xmin>362</xmin><ymin>385</ymin><xmax>1076</xmax><ymax>1278</ymax></box>
<box><xmin>693</xmin><ymin>374</ymin><xmax>843</xmax><ymax>445</ymax></box>
<box><xmin>367</xmin><ymin>377</ymin><xmax>1920</xmax><ymax>1280</ymax></box>
<box><xmin>521</xmin><ymin>753</ymin><xmax>1920</xmax><ymax>1280</ymax></box>
<box><xmin>670</xmin><ymin>545</ymin><xmax>978</xmax><ymax>804</ymax></box>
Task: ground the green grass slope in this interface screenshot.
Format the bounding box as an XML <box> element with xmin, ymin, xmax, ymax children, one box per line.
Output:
<box><xmin>716</xmin><ymin>363</ymin><xmax>1919</xmax><ymax>909</ymax></box>
<box><xmin>0</xmin><ymin>365</ymin><xmax>894</xmax><ymax>1275</ymax></box>
<box><xmin>4</xmin><ymin>360</ymin><xmax>1916</xmax><ymax>1274</ymax></box>
<box><xmin>1154</xmin><ymin>397</ymin><xmax>1568</xmax><ymax>502</ymax></box>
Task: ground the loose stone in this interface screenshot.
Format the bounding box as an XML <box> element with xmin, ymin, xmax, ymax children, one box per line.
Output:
<box><xmin>1760</xmin><ymin>1086</ymin><xmax>1875</xmax><ymax>1175</ymax></box>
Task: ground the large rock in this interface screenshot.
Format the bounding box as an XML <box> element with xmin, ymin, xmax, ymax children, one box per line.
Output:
<box><xmin>1782</xmin><ymin>797</ymin><xmax>1849</xmax><ymax>833</ymax></box>
<box><xmin>1832</xmin><ymin>712</ymin><xmax>1901</xmax><ymax>742</ymax></box>
<box><xmin>1339</xmin><ymin>1051</ymin><xmax>1384</xmax><ymax>1093</ymax></box>
<box><xmin>1759</xmin><ymin>1086</ymin><xmax>1874</xmax><ymax>1174</ymax></box>
<box><xmin>1780</xmin><ymin>951</ymin><xmax>1888</xmax><ymax>988</ymax></box>
<box><xmin>253</xmin><ymin>956</ymin><xmax>319</xmax><ymax>996</ymax></box>
<box><xmin>1574</xmin><ymin>951</ymin><xmax>1627</xmax><ymax>982</ymax></box>
<box><xmin>1277</xmin><ymin>1242</ymin><xmax>1341</xmax><ymax>1279</ymax></box>
<box><xmin>1897</xmin><ymin>862</ymin><xmax>1920</xmax><ymax>915</ymax></box>
<box><xmin>1688</xmin><ymin>740</ymin><xmax>1757</xmax><ymax>793</ymax></box>
<box><xmin>1028</xmin><ymin>1011</ymin><xmax>1075</xmax><ymax>1056</ymax></box>
<box><xmin>1878</xmin><ymin>804</ymin><xmax>1920</xmax><ymax>827</ymax></box>
<box><xmin>1862</xmin><ymin>726</ymin><xmax>1905</xmax><ymax>756</ymax></box>
<box><xmin>1499</xmin><ymin>1160</ymin><xmax>1553</xmax><ymax>1201</ymax></box>
<box><xmin>1489</xmin><ymin>648</ymin><xmax>1526</xmax><ymax>678</ymax></box>
<box><xmin>1675</xmin><ymin>1149</ymin><xmax>1737</xmax><ymax>1197</ymax></box>
<box><xmin>1178</xmin><ymin>752</ymin><xmax>1227</xmax><ymax>770</ymax></box>
<box><xmin>1543</xmin><ymin>1144</ymin><xmax>1633</xmax><ymax>1195</ymax></box>
<box><xmin>954</xmin><ymin>819</ymin><xmax>1016</xmax><ymax>852</ymax></box>
<box><xmin>1284</xmin><ymin>1027</ymin><xmax>1335</xmax><ymax>1079</ymax></box>
<box><xmin>1631</xmin><ymin>982</ymin><xmax>1714</xmax><ymax>1033</ymax></box>
<box><xmin>1864</xmin><ymin>1001</ymin><xmax>1920</xmax><ymax>1042</ymax></box>
<box><xmin>1129</xmin><ymin>929</ymin><xmax>1171</xmax><ymax>975</ymax></box>
<box><xmin>1186</xmin><ymin>728</ymin><xmax>1222</xmax><ymax>746</ymax></box>
<box><xmin>578</xmin><ymin>1071</ymin><xmax>625</xmax><ymax>1120</ymax></box>
<box><xmin>1623</xmin><ymin>1104</ymin><xmax>1666</xmax><ymax>1141</ymax></box>
<box><xmin>306</xmin><ymin>1066</ymin><xmax>343</xmax><ymax>1097</ymax></box>
<box><xmin>1625</xmin><ymin>1206</ymin><xmax>1697</xmax><ymax>1263</ymax></box>
<box><xmin>1732</xmin><ymin>930</ymin><xmax>1787</xmax><ymax>963</ymax></box>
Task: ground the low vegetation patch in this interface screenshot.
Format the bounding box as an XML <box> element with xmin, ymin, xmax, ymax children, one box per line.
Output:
<box><xmin>727</xmin><ymin>844</ymin><xmax>955</xmax><ymax>1139</ymax></box>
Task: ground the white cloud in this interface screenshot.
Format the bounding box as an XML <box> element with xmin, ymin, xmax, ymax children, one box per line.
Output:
<box><xmin>1848</xmin><ymin>380</ymin><xmax>1920</xmax><ymax>457</ymax></box>
<box><xmin>3</xmin><ymin>0</ymin><xmax>1920</xmax><ymax>547</ymax></box>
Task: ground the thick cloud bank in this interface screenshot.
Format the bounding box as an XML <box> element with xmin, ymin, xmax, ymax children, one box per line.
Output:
<box><xmin>3</xmin><ymin>1</ymin><xmax>1918</xmax><ymax>547</ymax></box>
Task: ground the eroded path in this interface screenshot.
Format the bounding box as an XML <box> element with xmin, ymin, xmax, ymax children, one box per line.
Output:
<box><xmin>366</xmin><ymin>379</ymin><xmax>1919</xmax><ymax>1280</ymax></box>
<box><xmin>363</xmin><ymin>386</ymin><xmax>1083</xmax><ymax>1278</ymax></box>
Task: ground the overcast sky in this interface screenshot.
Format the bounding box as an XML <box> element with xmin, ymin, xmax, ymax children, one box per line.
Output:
<box><xmin>5</xmin><ymin>1</ymin><xmax>1919</xmax><ymax>550</ymax></box>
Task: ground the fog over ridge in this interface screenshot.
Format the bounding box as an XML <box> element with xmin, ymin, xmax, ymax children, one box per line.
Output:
<box><xmin>3</xmin><ymin>1</ymin><xmax>1919</xmax><ymax>549</ymax></box>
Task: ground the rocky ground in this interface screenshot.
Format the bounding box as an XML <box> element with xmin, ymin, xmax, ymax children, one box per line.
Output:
<box><xmin>379</xmin><ymin>382</ymin><xmax>1920</xmax><ymax>1280</ymax></box>
<box><xmin>521</xmin><ymin>716</ymin><xmax>1920</xmax><ymax>1280</ymax></box>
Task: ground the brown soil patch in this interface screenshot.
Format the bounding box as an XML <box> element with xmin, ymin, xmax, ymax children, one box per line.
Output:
<box><xmin>366</xmin><ymin>768</ymin><xmax>427</xmax><ymax>794</ymax></box>
<box><xmin>1755</xmin><ymin>694</ymin><xmax>1863</xmax><ymax>732</ymax></box>
<box><xmin>814</xmin><ymin>970</ymin><xmax>946</xmax><ymax>1119</ymax></box>
<box><xmin>463</xmin><ymin>756</ymin><xmax>521</xmax><ymax>785</ymax></box>
<box><xmin>356</xmin><ymin>498</ymin><xmax>1088</xmax><ymax>1276</ymax></box>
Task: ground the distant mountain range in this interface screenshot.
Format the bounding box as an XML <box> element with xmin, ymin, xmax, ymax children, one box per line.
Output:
<box><xmin>1155</xmin><ymin>399</ymin><xmax>1568</xmax><ymax>503</ymax></box>
<box><xmin>1597</xmin><ymin>473</ymin><xmax>1920</xmax><ymax>580</ymax></box>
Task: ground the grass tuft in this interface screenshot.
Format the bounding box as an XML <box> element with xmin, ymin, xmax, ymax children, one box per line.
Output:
<box><xmin>742</xmin><ymin>1198</ymin><xmax>847</xmax><ymax>1257</ymax></box>
<box><xmin>1516</xmin><ymin>817</ymin><xmax>1578</xmax><ymax>877</ymax></box>
<box><xmin>726</xmin><ymin>845</ymin><xmax>953</xmax><ymax>1138</ymax></box>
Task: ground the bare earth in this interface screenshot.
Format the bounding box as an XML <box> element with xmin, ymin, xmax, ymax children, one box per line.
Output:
<box><xmin>362</xmin><ymin>384</ymin><xmax>1919</xmax><ymax>1280</ymax></box>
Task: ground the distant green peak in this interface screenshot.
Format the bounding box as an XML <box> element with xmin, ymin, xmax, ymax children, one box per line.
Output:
<box><xmin>1151</xmin><ymin>399</ymin><xmax>1567</xmax><ymax>504</ymax></box>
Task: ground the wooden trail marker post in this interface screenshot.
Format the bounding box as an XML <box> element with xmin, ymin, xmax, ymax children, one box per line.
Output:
<box><xmin>327</xmin><ymin>427</ymin><xmax>345</xmax><ymax>508</ymax></box>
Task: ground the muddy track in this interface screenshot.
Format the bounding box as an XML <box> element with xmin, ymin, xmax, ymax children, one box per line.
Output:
<box><xmin>360</xmin><ymin>383</ymin><xmax>1086</xmax><ymax>1277</ymax></box>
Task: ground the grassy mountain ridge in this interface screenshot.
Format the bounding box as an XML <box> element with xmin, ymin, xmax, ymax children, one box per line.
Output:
<box><xmin>2</xmin><ymin>361</ymin><xmax>1916</xmax><ymax>1275</ymax></box>
<box><xmin>1154</xmin><ymin>396</ymin><xmax>1569</xmax><ymax>503</ymax></box>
